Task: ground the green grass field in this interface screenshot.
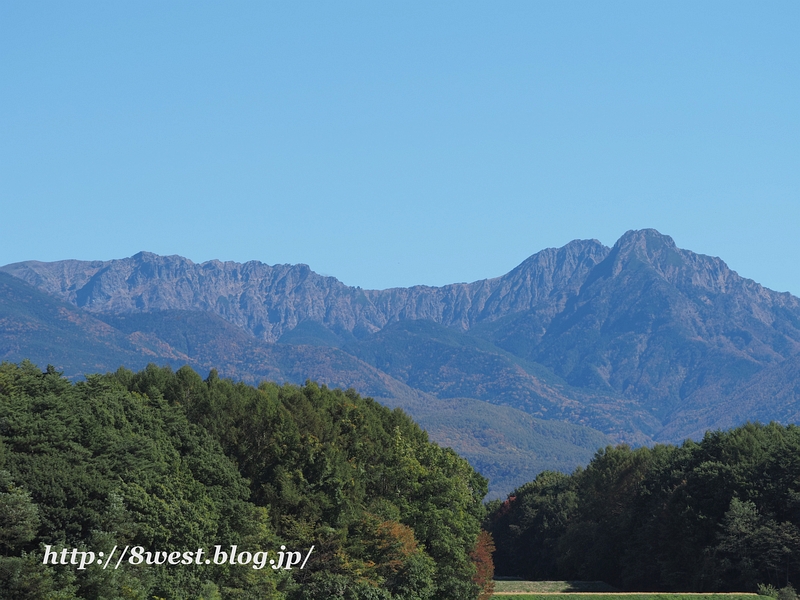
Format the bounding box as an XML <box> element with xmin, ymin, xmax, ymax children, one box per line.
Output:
<box><xmin>491</xmin><ymin>580</ymin><xmax>758</xmax><ymax>599</ymax></box>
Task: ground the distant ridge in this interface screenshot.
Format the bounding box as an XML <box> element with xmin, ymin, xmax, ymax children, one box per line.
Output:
<box><xmin>4</xmin><ymin>229</ymin><xmax>800</xmax><ymax>495</ymax></box>
<box><xmin>1</xmin><ymin>238</ymin><xmax>611</xmax><ymax>341</ymax></box>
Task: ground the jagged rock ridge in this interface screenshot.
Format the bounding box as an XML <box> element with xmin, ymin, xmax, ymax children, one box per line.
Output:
<box><xmin>1</xmin><ymin>239</ymin><xmax>610</xmax><ymax>342</ymax></box>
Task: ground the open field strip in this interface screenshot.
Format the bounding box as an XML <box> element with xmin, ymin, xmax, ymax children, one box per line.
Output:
<box><xmin>493</xmin><ymin>581</ymin><xmax>619</xmax><ymax>593</ymax></box>
<box><xmin>492</xmin><ymin>581</ymin><xmax>758</xmax><ymax>598</ymax></box>
<box><xmin>492</xmin><ymin>594</ymin><xmax>759</xmax><ymax>599</ymax></box>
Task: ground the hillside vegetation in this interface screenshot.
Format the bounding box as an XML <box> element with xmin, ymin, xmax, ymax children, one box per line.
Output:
<box><xmin>487</xmin><ymin>422</ymin><xmax>800</xmax><ymax>592</ymax></box>
<box><xmin>0</xmin><ymin>361</ymin><xmax>487</xmax><ymax>600</ymax></box>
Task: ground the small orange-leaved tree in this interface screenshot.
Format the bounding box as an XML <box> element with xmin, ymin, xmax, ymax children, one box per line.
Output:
<box><xmin>470</xmin><ymin>529</ymin><xmax>496</xmax><ymax>600</ymax></box>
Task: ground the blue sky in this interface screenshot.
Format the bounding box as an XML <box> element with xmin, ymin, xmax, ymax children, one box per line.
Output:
<box><xmin>1</xmin><ymin>2</ymin><xmax>798</xmax><ymax>293</ymax></box>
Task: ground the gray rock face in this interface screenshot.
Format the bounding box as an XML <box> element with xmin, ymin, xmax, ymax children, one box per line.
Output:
<box><xmin>1</xmin><ymin>239</ymin><xmax>610</xmax><ymax>342</ymax></box>
<box><xmin>523</xmin><ymin>230</ymin><xmax>800</xmax><ymax>417</ymax></box>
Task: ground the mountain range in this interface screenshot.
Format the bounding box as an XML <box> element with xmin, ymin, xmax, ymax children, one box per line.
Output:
<box><xmin>3</xmin><ymin>228</ymin><xmax>800</xmax><ymax>497</ymax></box>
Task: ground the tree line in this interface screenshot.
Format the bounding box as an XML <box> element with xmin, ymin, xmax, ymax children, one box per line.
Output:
<box><xmin>486</xmin><ymin>421</ymin><xmax>800</xmax><ymax>591</ymax></box>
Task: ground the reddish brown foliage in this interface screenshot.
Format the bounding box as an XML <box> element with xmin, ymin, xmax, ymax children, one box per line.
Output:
<box><xmin>470</xmin><ymin>529</ymin><xmax>496</xmax><ymax>600</ymax></box>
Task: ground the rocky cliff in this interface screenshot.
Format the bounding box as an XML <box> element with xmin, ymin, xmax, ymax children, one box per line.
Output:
<box><xmin>1</xmin><ymin>238</ymin><xmax>610</xmax><ymax>342</ymax></box>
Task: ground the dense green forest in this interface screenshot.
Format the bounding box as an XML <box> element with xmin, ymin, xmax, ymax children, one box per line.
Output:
<box><xmin>486</xmin><ymin>422</ymin><xmax>800</xmax><ymax>592</ymax></box>
<box><xmin>5</xmin><ymin>359</ymin><xmax>800</xmax><ymax>598</ymax></box>
<box><xmin>0</xmin><ymin>361</ymin><xmax>489</xmax><ymax>600</ymax></box>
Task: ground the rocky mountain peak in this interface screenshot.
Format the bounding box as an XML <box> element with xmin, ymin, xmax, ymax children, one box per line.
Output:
<box><xmin>616</xmin><ymin>228</ymin><xmax>677</xmax><ymax>249</ymax></box>
<box><xmin>602</xmin><ymin>228</ymin><xmax>682</xmax><ymax>277</ymax></box>
<box><xmin>585</xmin><ymin>229</ymin><xmax>744</xmax><ymax>298</ymax></box>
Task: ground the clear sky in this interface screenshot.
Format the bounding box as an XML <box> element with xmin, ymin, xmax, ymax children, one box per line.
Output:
<box><xmin>1</xmin><ymin>2</ymin><xmax>798</xmax><ymax>293</ymax></box>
